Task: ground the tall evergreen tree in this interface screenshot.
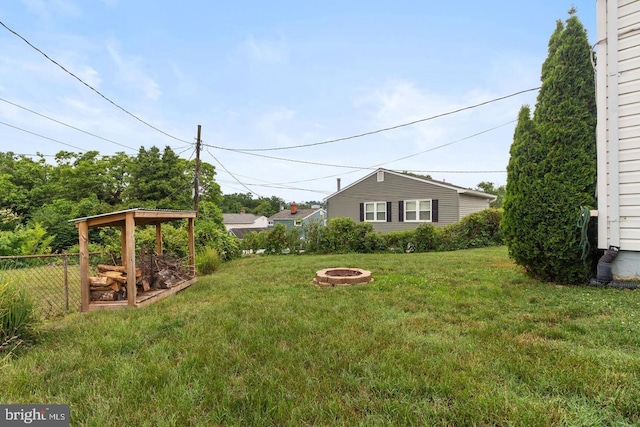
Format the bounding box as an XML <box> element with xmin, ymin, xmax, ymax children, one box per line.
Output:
<box><xmin>502</xmin><ymin>13</ymin><xmax>596</xmax><ymax>284</ymax></box>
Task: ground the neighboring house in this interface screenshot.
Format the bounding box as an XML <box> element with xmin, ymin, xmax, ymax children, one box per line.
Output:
<box><xmin>228</xmin><ymin>227</ymin><xmax>269</xmax><ymax>240</ymax></box>
<box><xmin>324</xmin><ymin>168</ymin><xmax>496</xmax><ymax>233</ymax></box>
<box><xmin>269</xmin><ymin>203</ymin><xmax>326</xmax><ymax>229</ymax></box>
<box><xmin>596</xmin><ymin>0</ymin><xmax>640</xmax><ymax>281</ymax></box>
<box><xmin>222</xmin><ymin>210</ymin><xmax>269</xmax><ymax>231</ymax></box>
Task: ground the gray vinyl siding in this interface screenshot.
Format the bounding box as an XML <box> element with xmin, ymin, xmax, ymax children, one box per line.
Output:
<box><xmin>459</xmin><ymin>194</ymin><xmax>491</xmax><ymax>219</ymax></box>
<box><xmin>326</xmin><ymin>171</ymin><xmax>459</xmax><ymax>233</ymax></box>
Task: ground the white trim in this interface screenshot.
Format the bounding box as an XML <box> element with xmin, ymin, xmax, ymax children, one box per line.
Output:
<box><xmin>364</xmin><ymin>201</ymin><xmax>387</xmax><ymax>222</ymax></box>
<box><xmin>403</xmin><ymin>199</ymin><xmax>432</xmax><ymax>222</ymax></box>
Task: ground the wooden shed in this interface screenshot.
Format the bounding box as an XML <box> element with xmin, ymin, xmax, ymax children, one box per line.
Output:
<box><xmin>73</xmin><ymin>208</ymin><xmax>197</xmax><ymax>312</ymax></box>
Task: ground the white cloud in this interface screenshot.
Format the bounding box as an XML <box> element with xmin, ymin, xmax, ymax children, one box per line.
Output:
<box><xmin>256</xmin><ymin>107</ymin><xmax>297</xmax><ymax>146</ymax></box>
<box><xmin>107</xmin><ymin>42</ymin><xmax>162</xmax><ymax>100</ymax></box>
<box><xmin>21</xmin><ymin>0</ymin><xmax>81</xmax><ymax>19</ymax></box>
<box><xmin>242</xmin><ymin>35</ymin><xmax>288</xmax><ymax>63</ymax></box>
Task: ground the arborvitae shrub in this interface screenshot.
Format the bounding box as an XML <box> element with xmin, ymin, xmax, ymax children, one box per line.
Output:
<box><xmin>502</xmin><ymin>14</ymin><xmax>596</xmax><ymax>284</ymax></box>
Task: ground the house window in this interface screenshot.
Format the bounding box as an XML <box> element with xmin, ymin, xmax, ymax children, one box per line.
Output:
<box><xmin>365</xmin><ymin>201</ymin><xmax>387</xmax><ymax>222</ymax></box>
<box><xmin>404</xmin><ymin>199</ymin><xmax>432</xmax><ymax>222</ymax></box>
<box><xmin>377</xmin><ymin>171</ymin><xmax>384</xmax><ymax>182</ymax></box>
<box><xmin>294</xmin><ymin>219</ymin><xmax>302</xmax><ymax>226</ymax></box>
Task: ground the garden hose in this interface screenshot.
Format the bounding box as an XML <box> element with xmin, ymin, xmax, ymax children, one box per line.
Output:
<box><xmin>577</xmin><ymin>206</ymin><xmax>591</xmax><ymax>268</ymax></box>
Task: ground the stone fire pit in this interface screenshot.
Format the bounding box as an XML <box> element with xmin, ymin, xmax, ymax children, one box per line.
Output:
<box><xmin>313</xmin><ymin>267</ymin><xmax>373</xmax><ymax>287</ymax></box>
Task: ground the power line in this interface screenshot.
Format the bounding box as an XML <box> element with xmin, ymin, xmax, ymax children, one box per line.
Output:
<box><xmin>0</xmin><ymin>96</ymin><xmax>138</xmax><ymax>151</ymax></box>
<box><xmin>210</xmin><ymin>87</ymin><xmax>539</xmax><ymax>152</ymax></box>
<box><xmin>0</xmin><ymin>120</ymin><xmax>87</xmax><ymax>152</ymax></box>
<box><xmin>0</xmin><ymin>19</ymin><xmax>191</xmax><ymax>145</ymax></box>
<box><xmin>202</xmin><ymin>119</ymin><xmax>517</xmax><ymax>174</ymax></box>
<box><xmin>204</xmin><ymin>147</ymin><xmax>263</xmax><ymax>197</ymax></box>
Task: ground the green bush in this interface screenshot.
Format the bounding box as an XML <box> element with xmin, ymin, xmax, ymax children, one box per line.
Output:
<box><xmin>242</xmin><ymin>231</ymin><xmax>267</xmax><ymax>254</ymax></box>
<box><xmin>322</xmin><ymin>217</ymin><xmax>358</xmax><ymax>253</ymax></box>
<box><xmin>265</xmin><ymin>223</ymin><xmax>288</xmax><ymax>254</ymax></box>
<box><xmin>302</xmin><ymin>221</ymin><xmax>323</xmax><ymax>253</ymax></box>
<box><xmin>0</xmin><ymin>282</ymin><xmax>38</xmax><ymax>353</ymax></box>
<box><xmin>502</xmin><ymin>16</ymin><xmax>596</xmax><ymax>284</ymax></box>
<box><xmin>384</xmin><ymin>230</ymin><xmax>416</xmax><ymax>253</ymax></box>
<box><xmin>438</xmin><ymin>209</ymin><xmax>503</xmax><ymax>251</ymax></box>
<box><xmin>414</xmin><ymin>223</ymin><xmax>439</xmax><ymax>252</ymax></box>
<box><xmin>195</xmin><ymin>247</ymin><xmax>221</xmax><ymax>275</ymax></box>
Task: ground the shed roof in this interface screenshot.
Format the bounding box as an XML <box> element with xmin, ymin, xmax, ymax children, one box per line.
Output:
<box><xmin>71</xmin><ymin>208</ymin><xmax>197</xmax><ymax>228</ymax></box>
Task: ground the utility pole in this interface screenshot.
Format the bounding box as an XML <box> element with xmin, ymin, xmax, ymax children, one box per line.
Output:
<box><xmin>194</xmin><ymin>124</ymin><xmax>201</xmax><ymax>213</ymax></box>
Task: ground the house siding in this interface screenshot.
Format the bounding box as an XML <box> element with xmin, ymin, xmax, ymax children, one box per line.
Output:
<box><xmin>597</xmin><ymin>0</ymin><xmax>640</xmax><ymax>252</ymax></box>
<box><xmin>326</xmin><ymin>171</ymin><xmax>460</xmax><ymax>233</ymax></box>
<box><xmin>459</xmin><ymin>194</ymin><xmax>491</xmax><ymax>219</ymax></box>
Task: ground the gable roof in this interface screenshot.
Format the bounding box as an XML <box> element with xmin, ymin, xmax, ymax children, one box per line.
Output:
<box><xmin>223</xmin><ymin>213</ymin><xmax>261</xmax><ymax>225</ymax></box>
<box><xmin>324</xmin><ymin>168</ymin><xmax>496</xmax><ymax>201</ymax></box>
<box><xmin>228</xmin><ymin>227</ymin><xmax>269</xmax><ymax>239</ymax></box>
<box><xmin>269</xmin><ymin>208</ymin><xmax>324</xmax><ymax>220</ymax></box>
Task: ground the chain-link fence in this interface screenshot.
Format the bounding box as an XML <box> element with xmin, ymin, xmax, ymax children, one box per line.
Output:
<box><xmin>0</xmin><ymin>253</ymin><xmax>111</xmax><ymax>320</ymax></box>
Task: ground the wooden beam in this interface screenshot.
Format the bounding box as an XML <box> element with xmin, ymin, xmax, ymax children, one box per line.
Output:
<box><xmin>188</xmin><ymin>217</ymin><xmax>195</xmax><ymax>276</ymax></box>
<box><xmin>78</xmin><ymin>221</ymin><xmax>90</xmax><ymax>312</ymax></box>
<box><xmin>125</xmin><ymin>212</ymin><xmax>136</xmax><ymax>307</ymax></box>
<box><xmin>156</xmin><ymin>223</ymin><xmax>163</xmax><ymax>255</ymax></box>
<box><xmin>120</xmin><ymin>227</ymin><xmax>127</xmax><ymax>268</ymax></box>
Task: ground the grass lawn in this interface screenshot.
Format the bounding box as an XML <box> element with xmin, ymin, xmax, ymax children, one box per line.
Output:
<box><xmin>1</xmin><ymin>246</ymin><xmax>639</xmax><ymax>426</ymax></box>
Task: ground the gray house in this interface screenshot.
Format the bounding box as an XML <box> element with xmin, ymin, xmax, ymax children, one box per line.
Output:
<box><xmin>324</xmin><ymin>168</ymin><xmax>496</xmax><ymax>233</ymax></box>
<box><xmin>269</xmin><ymin>203</ymin><xmax>326</xmax><ymax>229</ymax></box>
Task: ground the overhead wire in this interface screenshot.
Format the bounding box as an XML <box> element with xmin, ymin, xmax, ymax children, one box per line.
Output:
<box><xmin>208</xmin><ymin>88</ymin><xmax>539</xmax><ymax>152</ymax></box>
<box><xmin>0</xmin><ymin>96</ymin><xmax>138</xmax><ymax>151</ymax></box>
<box><xmin>203</xmin><ymin>147</ymin><xmax>263</xmax><ymax>198</ymax></box>
<box><xmin>0</xmin><ymin>19</ymin><xmax>192</xmax><ymax>145</ymax></box>
<box><xmin>0</xmin><ymin>120</ymin><xmax>87</xmax><ymax>152</ymax></box>
<box><xmin>203</xmin><ymin>119</ymin><xmax>516</xmax><ymax>189</ymax></box>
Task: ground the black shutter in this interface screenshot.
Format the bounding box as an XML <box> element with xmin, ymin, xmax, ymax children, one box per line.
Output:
<box><xmin>398</xmin><ymin>201</ymin><xmax>404</xmax><ymax>222</ymax></box>
<box><xmin>432</xmin><ymin>199</ymin><xmax>439</xmax><ymax>223</ymax></box>
<box><xmin>386</xmin><ymin>201</ymin><xmax>392</xmax><ymax>222</ymax></box>
<box><xmin>359</xmin><ymin>203</ymin><xmax>364</xmax><ymax>222</ymax></box>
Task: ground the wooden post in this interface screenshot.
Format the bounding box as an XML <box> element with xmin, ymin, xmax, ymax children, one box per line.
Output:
<box><xmin>78</xmin><ymin>221</ymin><xmax>90</xmax><ymax>312</ymax></box>
<box><xmin>125</xmin><ymin>212</ymin><xmax>136</xmax><ymax>307</ymax></box>
<box><xmin>187</xmin><ymin>217</ymin><xmax>195</xmax><ymax>276</ymax></box>
<box><xmin>120</xmin><ymin>227</ymin><xmax>127</xmax><ymax>267</ymax></box>
<box><xmin>155</xmin><ymin>223</ymin><xmax>163</xmax><ymax>255</ymax></box>
<box><xmin>194</xmin><ymin>125</ymin><xmax>201</xmax><ymax>212</ymax></box>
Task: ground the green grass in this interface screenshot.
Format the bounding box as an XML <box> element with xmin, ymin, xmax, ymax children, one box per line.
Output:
<box><xmin>1</xmin><ymin>247</ymin><xmax>639</xmax><ymax>426</ymax></box>
<box><xmin>0</xmin><ymin>263</ymin><xmax>84</xmax><ymax>319</ymax></box>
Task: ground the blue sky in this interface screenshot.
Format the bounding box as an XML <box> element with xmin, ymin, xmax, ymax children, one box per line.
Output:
<box><xmin>0</xmin><ymin>1</ymin><xmax>597</xmax><ymax>203</ymax></box>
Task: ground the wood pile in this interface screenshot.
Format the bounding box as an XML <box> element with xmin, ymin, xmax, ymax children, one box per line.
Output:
<box><xmin>89</xmin><ymin>264</ymin><xmax>147</xmax><ymax>301</ymax></box>
<box><xmin>89</xmin><ymin>254</ymin><xmax>194</xmax><ymax>301</ymax></box>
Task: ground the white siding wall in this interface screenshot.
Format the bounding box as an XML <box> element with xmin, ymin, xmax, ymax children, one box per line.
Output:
<box><xmin>598</xmin><ymin>0</ymin><xmax>640</xmax><ymax>251</ymax></box>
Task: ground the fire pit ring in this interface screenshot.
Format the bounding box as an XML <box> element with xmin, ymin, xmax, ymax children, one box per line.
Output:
<box><xmin>313</xmin><ymin>267</ymin><xmax>373</xmax><ymax>287</ymax></box>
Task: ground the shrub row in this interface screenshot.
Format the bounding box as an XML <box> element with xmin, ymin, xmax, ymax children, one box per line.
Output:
<box><xmin>241</xmin><ymin>209</ymin><xmax>503</xmax><ymax>255</ymax></box>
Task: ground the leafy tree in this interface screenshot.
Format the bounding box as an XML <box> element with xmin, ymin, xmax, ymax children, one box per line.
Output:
<box><xmin>219</xmin><ymin>193</ymin><xmax>256</xmax><ymax>213</ymax></box>
<box><xmin>125</xmin><ymin>146</ymin><xmax>193</xmax><ymax>209</ymax></box>
<box><xmin>502</xmin><ymin>13</ymin><xmax>596</xmax><ymax>284</ymax></box>
<box><xmin>475</xmin><ymin>182</ymin><xmax>505</xmax><ymax>208</ymax></box>
<box><xmin>0</xmin><ymin>152</ymin><xmax>50</xmax><ymax>220</ymax></box>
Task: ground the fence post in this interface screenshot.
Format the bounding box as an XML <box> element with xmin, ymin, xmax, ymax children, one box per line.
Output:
<box><xmin>63</xmin><ymin>255</ymin><xmax>69</xmax><ymax>311</ymax></box>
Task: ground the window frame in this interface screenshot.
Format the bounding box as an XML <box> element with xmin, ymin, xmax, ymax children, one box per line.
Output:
<box><xmin>403</xmin><ymin>199</ymin><xmax>432</xmax><ymax>222</ymax></box>
<box><xmin>364</xmin><ymin>201</ymin><xmax>387</xmax><ymax>222</ymax></box>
